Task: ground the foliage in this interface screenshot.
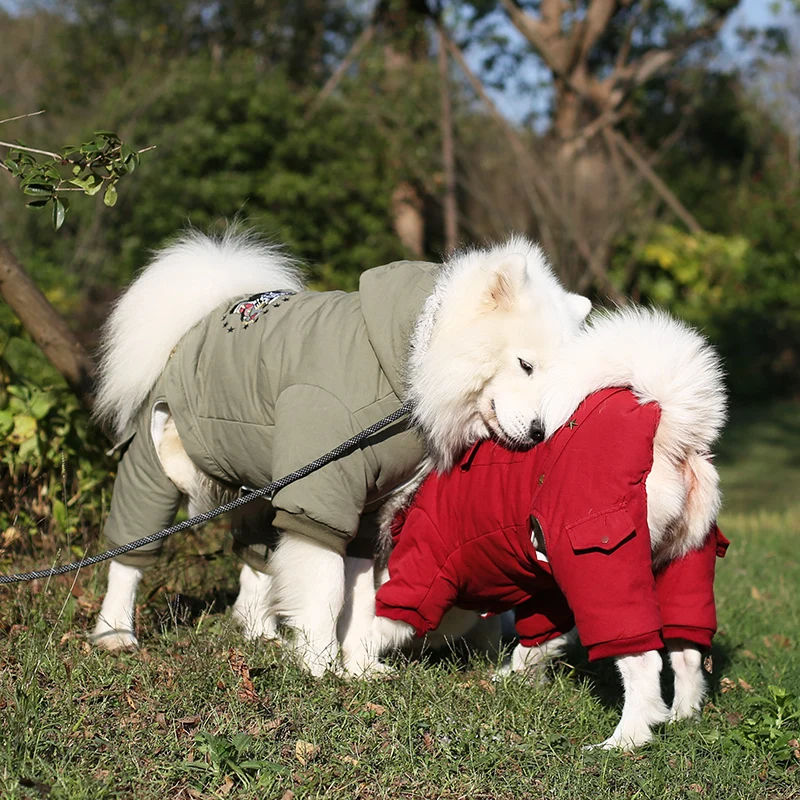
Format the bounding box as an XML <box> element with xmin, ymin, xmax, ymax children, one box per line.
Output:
<box><xmin>180</xmin><ymin>731</ymin><xmax>287</xmax><ymax>790</ymax></box>
<box><xmin>616</xmin><ymin>223</ymin><xmax>800</xmax><ymax>400</ymax></box>
<box><xmin>0</xmin><ymin>320</ymin><xmax>112</xmax><ymax>549</ymax></box>
<box><xmin>55</xmin><ymin>55</ymin><xmax>415</xmax><ymax>290</ymax></box>
<box><xmin>1</xmin><ymin>128</ymin><xmax>147</xmax><ymax>230</ymax></box>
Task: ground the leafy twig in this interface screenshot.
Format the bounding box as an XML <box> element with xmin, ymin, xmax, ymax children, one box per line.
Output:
<box><xmin>0</xmin><ymin>113</ymin><xmax>154</xmax><ymax>230</ymax></box>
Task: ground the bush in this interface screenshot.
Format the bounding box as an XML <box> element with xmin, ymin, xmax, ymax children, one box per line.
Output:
<box><xmin>616</xmin><ymin>224</ymin><xmax>800</xmax><ymax>400</ymax></box>
<box><xmin>0</xmin><ymin>318</ymin><xmax>112</xmax><ymax>558</ymax></box>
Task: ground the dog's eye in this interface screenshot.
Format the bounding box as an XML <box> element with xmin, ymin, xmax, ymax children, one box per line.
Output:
<box><xmin>518</xmin><ymin>358</ymin><xmax>534</xmax><ymax>376</ymax></box>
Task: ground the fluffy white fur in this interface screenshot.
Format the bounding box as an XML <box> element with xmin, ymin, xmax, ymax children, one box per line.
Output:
<box><xmin>92</xmin><ymin>230</ymin><xmax>589</xmax><ymax>678</ymax></box>
<box><xmin>408</xmin><ymin>235</ymin><xmax>591</xmax><ymax>470</ymax></box>
<box><xmin>94</xmin><ymin>228</ymin><xmax>304</xmax><ymax>438</ymax></box>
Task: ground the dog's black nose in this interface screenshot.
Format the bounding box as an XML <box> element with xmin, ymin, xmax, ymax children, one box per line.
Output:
<box><xmin>529</xmin><ymin>420</ymin><xmax>545</xmax><ymax>444</ymax></box>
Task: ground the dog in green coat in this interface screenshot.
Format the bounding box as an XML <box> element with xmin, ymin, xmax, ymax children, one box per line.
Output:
<box><xmin>91</xmin><ymin>227</ymin><xmax>590</xmax><ymax>675</ymax></box>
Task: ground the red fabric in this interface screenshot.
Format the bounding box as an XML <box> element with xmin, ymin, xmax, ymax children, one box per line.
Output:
<box><xmin>655</xmin><ymin>524</ymin><xmax>728</xmax><ymax>649</ymax></box>
<box><xmin>375</xmin><ymin>387</ymin><xmax>726</xmax><ymax>660</ymax></box>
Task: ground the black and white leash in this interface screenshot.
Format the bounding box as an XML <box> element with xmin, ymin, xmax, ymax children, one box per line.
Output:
<box><xmin>0</xmin><ymin>402</ymin><xmax>413</xmax><ymax>586</ymax></box>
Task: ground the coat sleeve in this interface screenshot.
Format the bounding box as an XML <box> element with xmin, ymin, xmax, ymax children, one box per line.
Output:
<box><xmin>655</xmin><ymin>523</ymin><xmax>729</xmax><ymax>649</ymax></box>
<box><xmin>270</xmin><ymin>385</ymin><xmax>371</xmax><ymax>556</ymax></box>
<box><xmin>514</xmin><ymin>590</ymin><xmax>575</xmax><ymax>648</ymax></box>
<box><xmin>103</xmin><ymin>410</ymin><xmax>183</xmax><ymax>569</ymax></box>
<box><xmin>374</xmin><ymin>506</ymin><xmax>458</xmax><ymax>636</ymax></box>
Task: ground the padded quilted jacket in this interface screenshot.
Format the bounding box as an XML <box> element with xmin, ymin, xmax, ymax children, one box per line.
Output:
<box><xmin>375</xmin><ymin>387</ymin><xmax>729</xmax><ymax>660</ymax></box>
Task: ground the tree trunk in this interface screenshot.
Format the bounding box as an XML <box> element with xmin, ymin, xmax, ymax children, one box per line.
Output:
<box><xmin>380</xmin><ymin>0</ymin><xmax>430</xmax><ymax>258</ymax></box>
<box><xmin>391</xmin><ymin>181</ymin><xmax>425</xmax><ymax>258</ymax></box>
<box><xmin>0</xmin><ymin>237</ymin><xmax>97</xmax><ymax>412</ymax></box>
<box><xmin>438</xmin><ymin>23</ymin><xmax>459</xmax><ymax>253</ymax></box>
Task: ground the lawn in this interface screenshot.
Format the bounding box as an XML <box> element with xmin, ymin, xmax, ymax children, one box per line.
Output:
<box><xmin>0</xmin><ymin>404</ymin><xmax>798</xmax><ymax>799</ymax></box>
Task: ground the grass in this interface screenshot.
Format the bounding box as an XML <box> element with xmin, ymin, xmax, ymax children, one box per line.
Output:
<box><xmin>0</xmin><ymin>403</ymin><xmax>798</xmax><ymax>799</ymax></box>
<box><xmin>716</xmin><ymin>401</ymin><xmax>800</xmax><ymax>515</ymax></box>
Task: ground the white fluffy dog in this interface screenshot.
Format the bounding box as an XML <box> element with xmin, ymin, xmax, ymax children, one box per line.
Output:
<box><xmin>91</xmin><ymin>231</ymin><xmax>591</xmax><ymax>675</ymax></box>
<box><xmin>370</xmin><ymin>307</ymin><xmax>727</xmax><ymax>749</ymax></box>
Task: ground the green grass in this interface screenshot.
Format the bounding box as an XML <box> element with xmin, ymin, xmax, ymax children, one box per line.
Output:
<box><xmin>0</xmin><ymin>404</ymin><xmax>798</xmax><ymax>799</ymax></box>
<box><xmin>716</xmin><ymin>402</ymin><xmax>800</xmax><ymax>515</ymax></box>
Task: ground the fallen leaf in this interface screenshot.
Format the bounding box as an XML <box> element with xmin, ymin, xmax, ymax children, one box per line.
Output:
<box><xmin>720</xmin><ymin>677</ymin><xmax>736</xmax><ymax>693</ymax></box>
<box><xmin>479</xmin><ymin>679</ymin><xmax>496</xmax><ymax>695</ymax></box>
<box><xmin>741</xmin><ymin>650</ymin><xmax>756</xmax><ymax>660</ymax></box>
<box><xmin>177</xmin><ymin>715</ymin><xmax>201</xmax><ymax>730</ymax></box>
<box><xmin>123</xmin><ymin>692</ymin><xmax>137</xmax><ymax>711</ymax></box>
<box><xmin>228</xmin><ymin>647</ymin><xmax>261</xmax><ymax>703</ymax></box>
<box><xmin>338</xmin><ymin>755</ymin><xmax>360</xmax><ymax>766</ymax></box>
<box><xmin>421</xmin><ymin>731</ymin><xmax>435</xmax><ymax>752</ymax></box>
<box><xmin>688</xmin><ymin>784</ymin><xmax>703</xmax><ymax>794</ymax></box>
<box><xmin>737</xmin><ymin>678</ymin><xmax>754</xmax><ymax>692</ymax></box>
<box><xmin>280</xmin><ymin>792</ymin><xmax>295</xmax><ymax>800</ymax></box>
<box><xmin>364</xmin><ymin>702</ymin><xmax>386</xmax><ymax>715</ymax></box>
<box><xmin>218</xmin><ymin>775</ymin><xmax>235</xmax><ymax>796</ymax></box>
<box><xmin>750</xmin><ymin>586</ymin><xmax>762</xmax><ymax>601</ymax></box>
<box><xmin>295</xmin><ymin>740</ymin><xmax>320</xmax><ymax>765</ymax></box>
<box><xmin>726</xmin><ymin>712</ymin><xmax>742</xmax><ymax>726</ymax></box>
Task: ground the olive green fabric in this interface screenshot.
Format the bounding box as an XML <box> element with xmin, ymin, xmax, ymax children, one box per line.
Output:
<box><xmin>104</xmin><ymin>260</ymin><xmax>439</xmax><ymax>568</ymax></box>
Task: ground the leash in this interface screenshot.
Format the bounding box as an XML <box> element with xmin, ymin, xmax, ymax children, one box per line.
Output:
<box><xmin>0</xmin><ymin>402</ymin><xmax>413</xmax><ymax>586</ymax></box>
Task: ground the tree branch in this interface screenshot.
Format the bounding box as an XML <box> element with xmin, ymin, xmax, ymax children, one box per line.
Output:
<box><xmin>304</xmin><ymin>24</ymin><xmax>376</xmax><ymax>121</ymax></box>
<box><xmin>0</xmin><ymin>237</ymin><xmax>97</xmax><ymax>413</ymax></box>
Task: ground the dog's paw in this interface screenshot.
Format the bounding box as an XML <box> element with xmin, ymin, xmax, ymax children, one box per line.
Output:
<box><xmin>341</xmin><ymin>658</ymin><xmax>394</xmax><ymax>681</ymax></box>
<box><xmin>231</xmin><ymin>606</ymin><xmax>278</xmax><ymax>641</ymax></box>
<box><xmin>668</xmin><ymin>701</ymin><xmax>702</xmax><ymax>724</ymax></box>
<box><xmin>91</xmin><ymin>627</ymin><xmax>139</xmax><ymax>652</ymax></box>
<box><xmin>584</xmin><ymin>723</ymin><xmax>655</xmax><ymax>752</ymax></box>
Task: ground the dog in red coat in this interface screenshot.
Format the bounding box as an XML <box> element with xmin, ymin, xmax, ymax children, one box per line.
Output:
<box><xmin>371</xmin><ymin>307</ymin><xmax>728</xmax><ymax>750</ymax></box>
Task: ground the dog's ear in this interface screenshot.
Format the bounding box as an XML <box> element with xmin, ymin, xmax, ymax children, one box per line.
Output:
<box><xmin>567</xmin><ymin>293</ymin><xmax>592</xmax><ymax>324</ymax></box>
<box><xmin>483</xmin><ymin>253</ymin><xmax>527</xmax><ymax>312</ymax></box>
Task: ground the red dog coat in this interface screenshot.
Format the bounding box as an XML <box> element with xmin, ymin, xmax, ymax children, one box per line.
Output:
<box><xmin>375</xmin><ymin>387</ymin><xmax>729</xmax><ymax>660</ymax></box>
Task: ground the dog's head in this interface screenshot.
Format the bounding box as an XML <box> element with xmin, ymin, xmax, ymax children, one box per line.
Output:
<box><xmin>408</xmin><ymin>237</ymin><xmax>591</xmax><ymax>469</ymax></box>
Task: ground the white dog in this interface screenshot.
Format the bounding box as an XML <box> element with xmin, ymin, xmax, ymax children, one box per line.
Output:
<box><xmin>90</xmin><ymin>230</ymin><xmax>591</xmax><ymax>675</ymax></box>
<box><xmin>370</xmin><ymin>307</ymin><xmax>727</xmax><ymax>749</ymax></box>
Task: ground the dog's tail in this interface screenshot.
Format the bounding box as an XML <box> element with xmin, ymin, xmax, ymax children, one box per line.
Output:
<box><xmin>94</xmin><ymin>228</ymin><xmax>304</xmax><ymax>438</ymax></box>
<box><xmin>538</xmin><ymin>306</ymin><xmax>727</xmax><ymax>460</ymax></box>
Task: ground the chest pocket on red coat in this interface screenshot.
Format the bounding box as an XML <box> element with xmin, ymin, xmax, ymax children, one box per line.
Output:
<box><xmin>565</xmin><ymin>503</ymin><xmax>636</xmax><ymax>554</ymax></box>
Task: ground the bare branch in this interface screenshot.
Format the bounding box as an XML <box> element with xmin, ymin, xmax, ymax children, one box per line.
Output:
<box><xmin>0</xmin><ymin>141</ymin><xmax>62</xmax><ymax>159</ymax></box>
<box><xmin>304</xmin><ymin>24</ymin><xmax>376</xmax><ymax>122</ymax></box>
<box><xmin>0</xmin><ymin>110</ymin><xmax>46</xmax><ymax>126</ymax></box>
<box><xmin>610</xmin><ymin>128</ymin><xmax>702</xmax><ymax>234</ymax></box>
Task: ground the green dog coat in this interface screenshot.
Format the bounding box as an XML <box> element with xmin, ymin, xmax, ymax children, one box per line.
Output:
<box><xmin>102</xmin><ymin>259</ymin><xmax>439</xmax><ymax>569</ymax></box>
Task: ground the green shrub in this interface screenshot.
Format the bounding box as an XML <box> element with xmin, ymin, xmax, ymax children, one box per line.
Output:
<box><xmin>0</xmin><ymin>321</ymin><xmax>112</xmax><ymax>556</ymax></box>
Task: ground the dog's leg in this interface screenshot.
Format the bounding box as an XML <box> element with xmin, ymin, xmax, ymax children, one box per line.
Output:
<box><xmin>668</xmin><ymin>642</ymin><xmax>706</xmax><ymax>722</ymax></box>
<box><xmin>270</xmin><ymin>532</ymin><xmax>344</xmax><ymax>677</ymax></box>
<box><xmin>231</xmin><ymin>564</ymin><xmax>277</xmax><ymax>640</ymax></box>
<box><xmin>91</xmin><ymin>560</ymin><xmax>142</xmax><ymax>651</ymax></box>
<box><xmin>590</xmin><ymin>650</ymin><xmax>670</xmax><ymax>750</ymax></box>
<box><xmin>463</xmin><ymin>613</ymin><xmax>504</xmax><ymax>659</ymax></box>
<box><xmin>497</xmin><ymin>628</ymin><xmax>575</xmax><ymax>682</ymax></box>
<box><xmin>371</xmin><ymin>615</ymin><xmax>416</xmax><ymax>657</ymax></box>
<box><xmin>338</xmin><ymin>556</ymin><xmax>387</xmax><ymax>677</ymax></box>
